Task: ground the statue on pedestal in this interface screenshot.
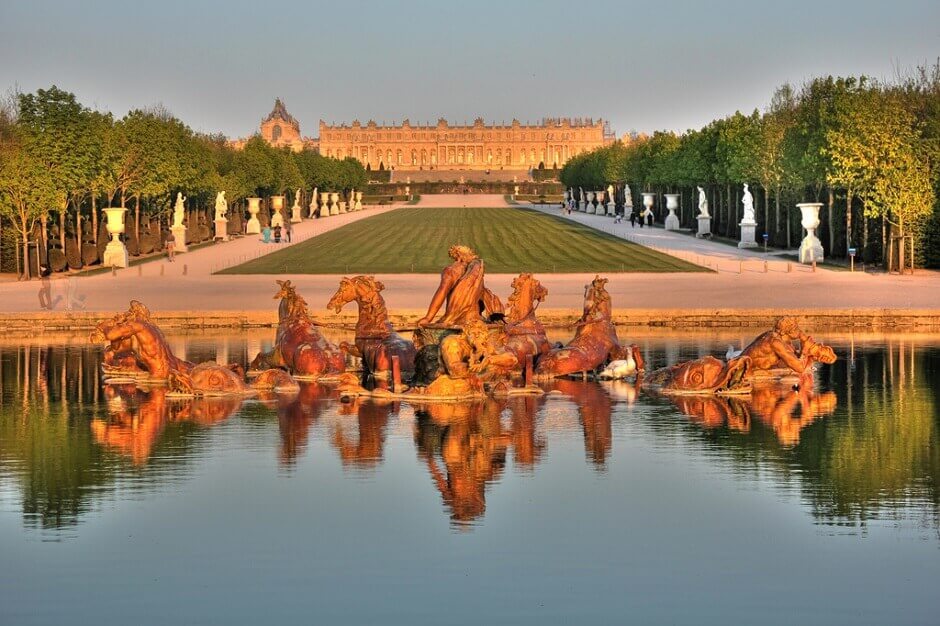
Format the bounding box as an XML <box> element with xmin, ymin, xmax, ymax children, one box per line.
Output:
<box><xmin>214</xmin><ymin>191</ymin><xmax>228</xmax><ymax>221</ymax></box>
<box><xmin>741</xmin><ymin>183</ymin><xmax>755</xmax><ymax>224</ymax></box>
<box><xmin>309</xmin><ymin>187</ymin><xmax>318</xmax><ymax>218</ymax></box>
<box><xmin>697</xmin><ymin>186</ymin><xmax>709</xmax><ymax>217</ymax></box>
<box><xmin>173</xmin><ymin>192</ymin><xmax>186</xmax><ymax>227</ymax></box>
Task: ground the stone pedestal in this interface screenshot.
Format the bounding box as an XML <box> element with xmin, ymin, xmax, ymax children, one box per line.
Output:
<box><xmin>338</xmin><ymin>201</ymin><xmax>347</xmax><ymax>213</ymax></box>
<box><xmin>329</xmin><ymin>193</ymin><xmax>339</xmax><ymax>216</ymax></box>
<box><xmin>171</xmin><ymin>225</ymin><xmax>188</xmax><ymax>253</ymax></box>
<box><xmin>797</xmin><ymin>202</ymin><xmax>825</xmax><ymax>264</ymax></box>
<box><xmin>320</xmin><ymin>192</ymin><xmax>330</xmax><ymax>218</ymax></box>
<box><xmin>214</xmin><ymin>218</ymin><xmax>229</xmax><ymax>241</ymax></box>
<box><xmin>290</xmin><ymin>204</ymin><xmax>302</xmax><ymax>223</ymax></box>
<box><xmin>664</xmin><ymin>194</ymin><xmax>680</xmax><ymax>231</ymax></box>
<box><xmin>586</xmin><ymin>193</ymin><xmax>596</xmax><ymax>214</ymax></box>
<box><xmin>103</xmin><ymin>239</ymin><xmax>128</xmax><ymax>268</ymax></box>
<box><xmin>696</xmin><ymin>215</ymin><xmax>711</xmax><ymax>238</ymax></box>
<box><xmin>607</xmin><ymin>202</ymin><xmax>616</xmax><ymax>216</ymax></box>
<box><xmin>271</xmin><ymin>210</ymin><xmax>284</xmax><ymax>228</ymax></box>
<box><xmin>799</xmin><ymin>233</ymin><xmax>824</xmax><ymax>263</ymax></box>
<box><xmin>247</xmin><ymin>198</ymin><xmax>261</xmax><ymax>234</ymax></box>
<box><xmin>738</xmin><ymin>221</ymin><xmax>758</xmax><ymax>248</ymax></box>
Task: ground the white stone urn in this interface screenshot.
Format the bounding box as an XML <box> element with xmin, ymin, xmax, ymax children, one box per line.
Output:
<box><xmin>354</xmin><ymin>191</ymin><xmax>363</xmax><ymax>211</ymax></box>
<box><xmin>102</xmin><ymin>207</ymin><xmax>129</xmax><ymax>268</ymax></box>
<box><xmin>586</xmin><ymin>191</ymin><xmax>596</xmax><ymax>214</ymax></box>
<box><xmin>329</xmin><ymin>192</ymin><xmax>339</xmax><ymax>216</ymax></box>
<box><xmin>405</xmin><ymin>185</ymin><xmax>411</xmax><ymax>198</ymax></box>
<box><xmin>320</xmin><ymin>192</ymin><xmax>330</xmax><ymax>218</ymax></box>
<box><xmin>797</xmin><ymin>202</ymin><xmax>825</xmax><ymax>263</ymax></box>
<box><xmin>246</xmin><ymin>197</ymin><xmax>261</xmax><ymax>234</ymax></box>
<box><xmin>270</xmin><ymin>195</ymin><xmax>285</xmax><ymax>228</ymax></box>
<box><xmin>664</xmin><ymin>193</ymin><xmax>680</xmax><ymax>230</ymax></box>
<box><xmin>642</xmin><ymin>192</ymin><xmax>655</xmax><ymax>209</ymax></box>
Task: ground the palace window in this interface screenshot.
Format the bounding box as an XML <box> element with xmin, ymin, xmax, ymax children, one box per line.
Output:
<box><xmin>272</xmin><ymin>124</ymin><xmax>282</xmax><ymax>141</ymax></box>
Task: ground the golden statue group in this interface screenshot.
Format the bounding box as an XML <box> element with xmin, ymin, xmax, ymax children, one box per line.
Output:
<box><xmin>90</xmin><ymin>244</ymin><xmax>836</xmax><ymax>399</ymax></box>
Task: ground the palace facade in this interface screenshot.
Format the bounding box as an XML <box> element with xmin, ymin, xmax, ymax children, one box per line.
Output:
<box><xmin>318</xmin><ymin>116</ymin><xmax>613</xmax><ymax>170</ymax></box>
<box><xmin>236</xmin><ymin>101</ymin><xmax>614</xmax><ymax>169</ymax></box>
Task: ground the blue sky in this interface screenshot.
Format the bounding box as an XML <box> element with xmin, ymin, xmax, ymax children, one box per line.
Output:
<box><xmin>1</xmin><ymin>0</ymin><xmax>937</xmax><ymax>138</ymax></box>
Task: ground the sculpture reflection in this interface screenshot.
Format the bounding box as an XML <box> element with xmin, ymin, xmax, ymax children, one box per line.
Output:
<box><xmin>668</xmin><ymin>383</ymin><xmax>838</xmax><ymax>446</ymax></box>
<box><xmin>413</xmin><ymin>399</ymin><xmax>511</xmax><ymax>526</ymax></box>
<box><xmin>333</xmin><ymin>397</ymin><xmax>399</xmax><ymax>470</ymax></box>
<box><xmin>551</xmin><ymin>380</ymin><xmax>614</xmax><ymax>467</ymax></box>
<box><xmin>92</xmin><ymin>385</ymin><xmax>243</xmax><ymax>464</ymax></box>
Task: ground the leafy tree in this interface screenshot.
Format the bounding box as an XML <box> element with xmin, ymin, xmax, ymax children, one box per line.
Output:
<box><xmin>0</xmin><ymin>128</ymin><xmax>56</xmax><ymax>278</ymax></box>
<box><xmin>17</xmin><ymin>87</ymin><xmax>97</xmax><ymax>249</ymax></box>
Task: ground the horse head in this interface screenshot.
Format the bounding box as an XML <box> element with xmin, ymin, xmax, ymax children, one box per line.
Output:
<box><xmin>582</xmin><ymin>275</ymin><xmax>611</xmax><ymax>322</ymax></box>
<box><xmin>327</xmin><ymin>275</ymin><xmax>385</xmax><ymax>314</ymax></box>
<box><xmin>802</xmin><ymin>336</ymin><xmax>837</xmax><ymax>365</ymax></box>
<box><xmin>507</xmin><ymin>273</ymin><xmax>547</xmax><ymax>322</ymax></box>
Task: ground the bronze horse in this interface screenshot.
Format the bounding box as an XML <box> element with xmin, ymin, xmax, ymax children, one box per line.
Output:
<box><xmin>327</xmin><ymin>275</ymin><xmax>417</xmax><ymax>377</ymax></box>
<box><xmin>501</xmin><ymin>273</ymin><xmax>552</xmax><ymax>369</ymax></box>
<box><xmin>251</xmin><ymin>280</ymin><xmax>346</xmax><ymax>378</ymax></box>
<box><xmin>535</xmin><ymin>275</ymin><xmax>623</xmax><ymax>377</ymax></box>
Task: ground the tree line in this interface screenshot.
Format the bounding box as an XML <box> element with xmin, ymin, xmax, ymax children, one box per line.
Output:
<box><xmin>560</xmin><ymin>65</ymin><xmax>940</xmax><ymax>267</ymax></box>
<box><xmin>0</xmin><ymin>86</ymin><xmax>367</xmax><ymax>277</ymax></box>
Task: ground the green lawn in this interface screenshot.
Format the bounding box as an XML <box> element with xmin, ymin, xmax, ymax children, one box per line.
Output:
<box><xmin>218</xmin><ymin>206</ymin><xmax>708</xmax><ymax>274</ymax></box>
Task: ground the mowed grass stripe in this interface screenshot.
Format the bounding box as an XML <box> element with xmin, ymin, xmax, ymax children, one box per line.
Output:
<box><xmin>218</xmin><ymin>207</ymin><xmax>708</xmax><ymax>274</ymax></box>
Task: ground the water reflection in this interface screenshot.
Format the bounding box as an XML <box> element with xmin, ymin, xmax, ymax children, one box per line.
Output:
<box><xmin>92</xmin><ymin>385</ymin><xmax>243</xmax><ymax>465</ymax></box>
<box><xmin>0</xmin><ymin>334</ymin><xmax>937</xmax><ymax>534</ymax></box>
<box><xmin>668</xmin><ymin>385</ymin><xmax>839</xmax><ymax>446</ymax></box>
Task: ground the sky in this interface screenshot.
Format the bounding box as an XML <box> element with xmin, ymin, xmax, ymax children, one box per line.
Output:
<box><xmin>1</xmin><ymin>0</ymin><xmax>938</xmax><ymax>139</ymax></box>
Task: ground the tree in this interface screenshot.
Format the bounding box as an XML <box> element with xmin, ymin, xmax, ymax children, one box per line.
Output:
<box><xmin>17</xmin><ymin>87</ymin><xmax>97</xmax><ymax>251</ymax></box>
<box><xmin>0</xmin><ymin>128</ymin><xmax>57</xmax><ymax>278</ymax></box>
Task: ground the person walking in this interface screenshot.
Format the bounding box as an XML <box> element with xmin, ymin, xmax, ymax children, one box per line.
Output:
<box><xmin>285</xmin><ymin>221</ymin><xmax>292</xmax><ymax>243</ymax></box>
<box><xmin>38</xmin><ymin>266</ymin><xmax>52</xmax><ymax>310</ymax></box>
<box><xmin>644</xmin><ymin>207</ymin><xmax>654</xmax><ymax>227</ymax></box>
<box><xmin>273</xmin><ymin>224</ymin><xmax>282</xmax><ymax>243</ymax></box>
<box><xmin>629</xmin><ymin>211</ymin><xmax>637</xmax><ymax>228</ymax></box>
<box><xmin>165</xmin><ymin>231</ymin><xmax>176</xmax><ymax>262</ymax></box>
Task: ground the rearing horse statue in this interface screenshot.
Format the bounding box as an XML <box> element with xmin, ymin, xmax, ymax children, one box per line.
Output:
<box><xmin>534</xmin><ymin>275</ymin><xmax>623</xmax><ymax>377</ymax></box>
<box><xmin>251</xmin><ymin>280</ymin><xmax>346</xmax><ymax>378</ymax></box>
<box><xmin>327</xmin><ymin>275</ymin><xmax>416</xmax><ymax>377</ymax></box>
<box><xmin>501</xmin><ymin>273</ymin><xmax>552</xmax><ymax>368</ymax></box>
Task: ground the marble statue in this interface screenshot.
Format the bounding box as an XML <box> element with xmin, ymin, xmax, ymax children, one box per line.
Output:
<box><xmin>623</xmin><ymin>184</ymin><xmax>633</xmax><ymax>207</ymax></box>
<box><xmin>309</xmin><ymin>187</ymin><xmax>318</xmax><ymax>218</ymax></box>
<box><xmin>214</xmin><ymin>191</ymin><xmax>228</xmax><ymax>221</ymax></box>
<box><xmin>741</xmin><ymin>183</ymin><xmax>756</xmax><ymax>224</ymax></box>
<box><xmin>173</xmin><ymin>192</ymin><xmax>186</xmax><ymax>228</ymax></box>
<box><xmin>697</xmin><ymin>186</ymin><xmax>709</xmax><ymax>217</ymax></box>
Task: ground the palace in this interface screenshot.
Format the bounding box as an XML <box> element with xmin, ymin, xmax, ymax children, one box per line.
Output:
<box><xmin>236</xmin><ymin>100</ymin><xmax>615</xmax><ymax>170</ymax></box>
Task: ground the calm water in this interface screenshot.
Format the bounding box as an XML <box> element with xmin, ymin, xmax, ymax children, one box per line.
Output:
<box><xmin>0</xmin><ymin>331</ymin><xmax>938</xmax><ymax>625</ymax></box>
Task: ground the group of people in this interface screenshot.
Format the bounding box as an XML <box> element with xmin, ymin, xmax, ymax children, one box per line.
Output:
<box><xmin>261</xmin><ymin>222</ymin><xmax>292</xmax><ymax>244</ymax></box>
<box><xmin>561</xmin><ymin>201</ymin><xmax>655</xmax><ymax>227</ymax></box>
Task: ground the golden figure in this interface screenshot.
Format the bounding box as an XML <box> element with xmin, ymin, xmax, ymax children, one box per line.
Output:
<box><xmin>416</xmin><ymin>244</ymin><xmax>503</xmax><ymax>327</ymax></box>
